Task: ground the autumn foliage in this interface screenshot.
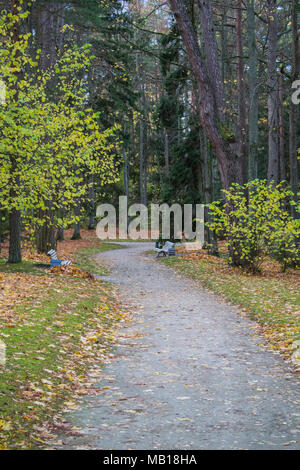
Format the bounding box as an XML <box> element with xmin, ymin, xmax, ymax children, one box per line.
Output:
<box><xmin>208</xmin><ymin>180</ymin><xmax>300</xmax><ymax>273</ymax></box>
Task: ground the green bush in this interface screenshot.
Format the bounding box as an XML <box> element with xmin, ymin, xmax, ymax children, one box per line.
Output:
<box><xmin>208</xmin><ymin>180</ymin><xmax>300</xmax><ymax>273</ymax></box>
<box><xmin>267</xmin><ymin>218</ymin><xmax>300</xmax><ymax>271</ymax></box>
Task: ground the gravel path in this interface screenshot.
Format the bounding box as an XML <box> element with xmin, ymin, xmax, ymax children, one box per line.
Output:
<box><xmin>52</xmin><ymin>242</ymin><xmax>300</xmax><ymax>450</ymax></box>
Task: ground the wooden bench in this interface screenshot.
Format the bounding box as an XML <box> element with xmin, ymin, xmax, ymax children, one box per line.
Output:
<box><xmin>154</xmin><ymin>241</ymin><xmax>175</xmax><ymax>257</ymax></box>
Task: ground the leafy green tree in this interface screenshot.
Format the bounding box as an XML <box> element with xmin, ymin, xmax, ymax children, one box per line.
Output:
<box><xmin>0</xmin><ymin>9</ymin><xmax>119</xmax><ymax>260</ymax></box>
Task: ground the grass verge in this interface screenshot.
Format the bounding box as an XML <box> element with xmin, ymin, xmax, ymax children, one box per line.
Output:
<box><xmin>162</xmin><ymin>255</ymin><xmax>300</xmax><ymax>362</ymax></box>
<box><xmin>74</xmin><ymin>242</ymin><xmax>124</xmax><ymax>276</ymax></box>
<box><xmin>0</xmin><ymin>240</ymin><xmax>126</xmax><ymax>449</ymax></box>
<box><xmin>0</xmin><ymin>259</ymin><xmax>44</xmax><ymax>275</ymax></box>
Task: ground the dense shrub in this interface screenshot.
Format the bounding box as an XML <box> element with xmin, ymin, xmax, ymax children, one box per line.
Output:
<box><xmin>267</xmin><ymin>218</ymin><xmax>300</xmax><ymax>271</ymax></box>
<box><xmin>208</xmin><ymin>180</ymin><xmax>300</xmax><ymax>273</ymax></box>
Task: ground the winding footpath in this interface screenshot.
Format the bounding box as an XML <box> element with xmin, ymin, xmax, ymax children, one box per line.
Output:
<box><xmin>52</xmin><ymin>242</ymin><xmax>299</xmax><ymax>450</ymax></box>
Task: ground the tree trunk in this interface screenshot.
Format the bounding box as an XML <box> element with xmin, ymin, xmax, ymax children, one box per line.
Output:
<box><xmin>201</xmin><ymin>129</ymin><xmax>218</xmax><ymax>254</ymax></box>
<box><xmin>168</xmin><ymin>0</ymin><xmax>245</xmax><ymax>190</ymax></box>
<box><xmin>143</xmin><ymin>121</ymin><xmax>148</xmax><ymax>207</ymax></box>
<box><xmin>123</xmin><ymin>152</ymin><xmax>129</xmax><ymax>202</ymax></box>
<box><xmin>267</xmin><ymin>0</ymin><xmax>279</xmax><ymax>184</ymax></box>
<box><xmin>197</xmin><ymin>0</ymin><xmax>225</xmax><ymax>121</ymax></box>
<box><xmin>289</xmin><ymin>0</ymin><xmax>299</xmax><ymax>217</ymax></box>
<box><xmin>135</xmin><ymin>30</ymin><xmax>147</xmax><ymax>206</ymax></box>
<box><xmin>56</xmin><ymin>208</ymin><xmax>65</xmax><ymax>241</ymax></box>
<box><xmin>139</xmin><ymin>115</ymin><xmax>146</xmax><ymax>204</ymax></box>
<box><xmin>247</xmin><ymin>0</ymin><xmax>259</xmax><ymax>180</ymax></box>
<box><xmin>72</xmin><ymin>204</ymin><xmax>81</xmax><ymax>240</ymax></box>
<box><xmin>36</xmin><ymin>223</ymin><xmax>54</xmax><ymax>253</ymax></box>
<box><xmin>220</xmin><ymin>7</ymin><xmax>228</xmax><ymax>87</ymax></box>
<box><xmin>8</xmin><ymin>0</ymin><xmax>22</xmax><ymax>263</ymax></box>
<box><xmin>164</xmin><ymin>129</ymin><xmax>170</xmax><ymax>176</ymax></box>
<box><xmin>36</xmin><ymin>206</ymin><xmax>56</xmax><ymax>253</ymax></box>
<box><xmin>34</xmin><ymin>1</ymin><xmax>65</xmax><ymax>251</ymax></box>
<box><xmin>236</xmin><ymin>0</ymin><xmax>248</xmax><ymax>182</ymax></box>
<box><xmin>88</xmin><ymin>175</ymin><xmax>96</xmax><ymax>230</ymax></box>
<box><xmin>278</xmin><ymin>62</ymin><xmax>286</xmax><ymax>182</ymax></box>
<box><xmin>8</xmin><ymin>207</ymin><xmax>21</xmax><ymax>263</ymax></box>
<box><xmin>156</xmin><ymin>153</ymin><xmax>164</xmax><ymax>193</ymax></box>
<box><xmin>36</xmin><ymin>1</ymin><xmax>62</xmax><ymax>70</ymax></box>
<box><xmin>56</xmin><ymin>227</ymin><xmax>64</xmax><ymax>241</ymax></box>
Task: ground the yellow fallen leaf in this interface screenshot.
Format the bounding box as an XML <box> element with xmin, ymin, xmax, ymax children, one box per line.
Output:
<box><xmin>0</xmin><ymin>419</ymin><xmax>12</xmax><ymax>431</ymax></box>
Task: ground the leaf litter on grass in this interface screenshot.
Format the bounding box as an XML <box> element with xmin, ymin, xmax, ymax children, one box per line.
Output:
<box><xmin>0</xmin><ymin>231</ymin><xmax>128</xmax><ymax>449</ymax></box>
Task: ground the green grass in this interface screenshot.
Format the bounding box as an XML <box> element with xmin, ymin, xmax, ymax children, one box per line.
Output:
<box><xmin>74</xmin><ymin>242</ymin><xmax>124</xmax><ymax>275</ymax></box>
<box><xmin>0</xmin><ymin>242</ymin><xmax>124</xmax><ymax>449</ymax></box>
<box><xmin>0</xmin><ymin>276</ymin><xmax>122</xmax><ymax>449</ymax></box>
<box><xmin>0</xmin><ymin>259</ymin><xmax>44</xmax><ymax>275</ymax></box>
<box><xmin>162</xmin><ymin>256</ymin><xmax>300</xmax><ymax>353</ymax></box>
<box><xmin>0</xmin><ymin>242</ymin><xmax>123</xmax><ymax>277</ymax></box>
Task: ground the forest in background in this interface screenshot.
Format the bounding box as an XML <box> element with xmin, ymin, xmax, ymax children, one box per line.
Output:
<box><xmin>0</xmin><ymin>0</ymin><xmax>299</xmax><ymax>271</ymax></box>
<box><xmin>0</xmin><ymin>0</ymin><xmax>300</xmax><ymax>450</ymax></box>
